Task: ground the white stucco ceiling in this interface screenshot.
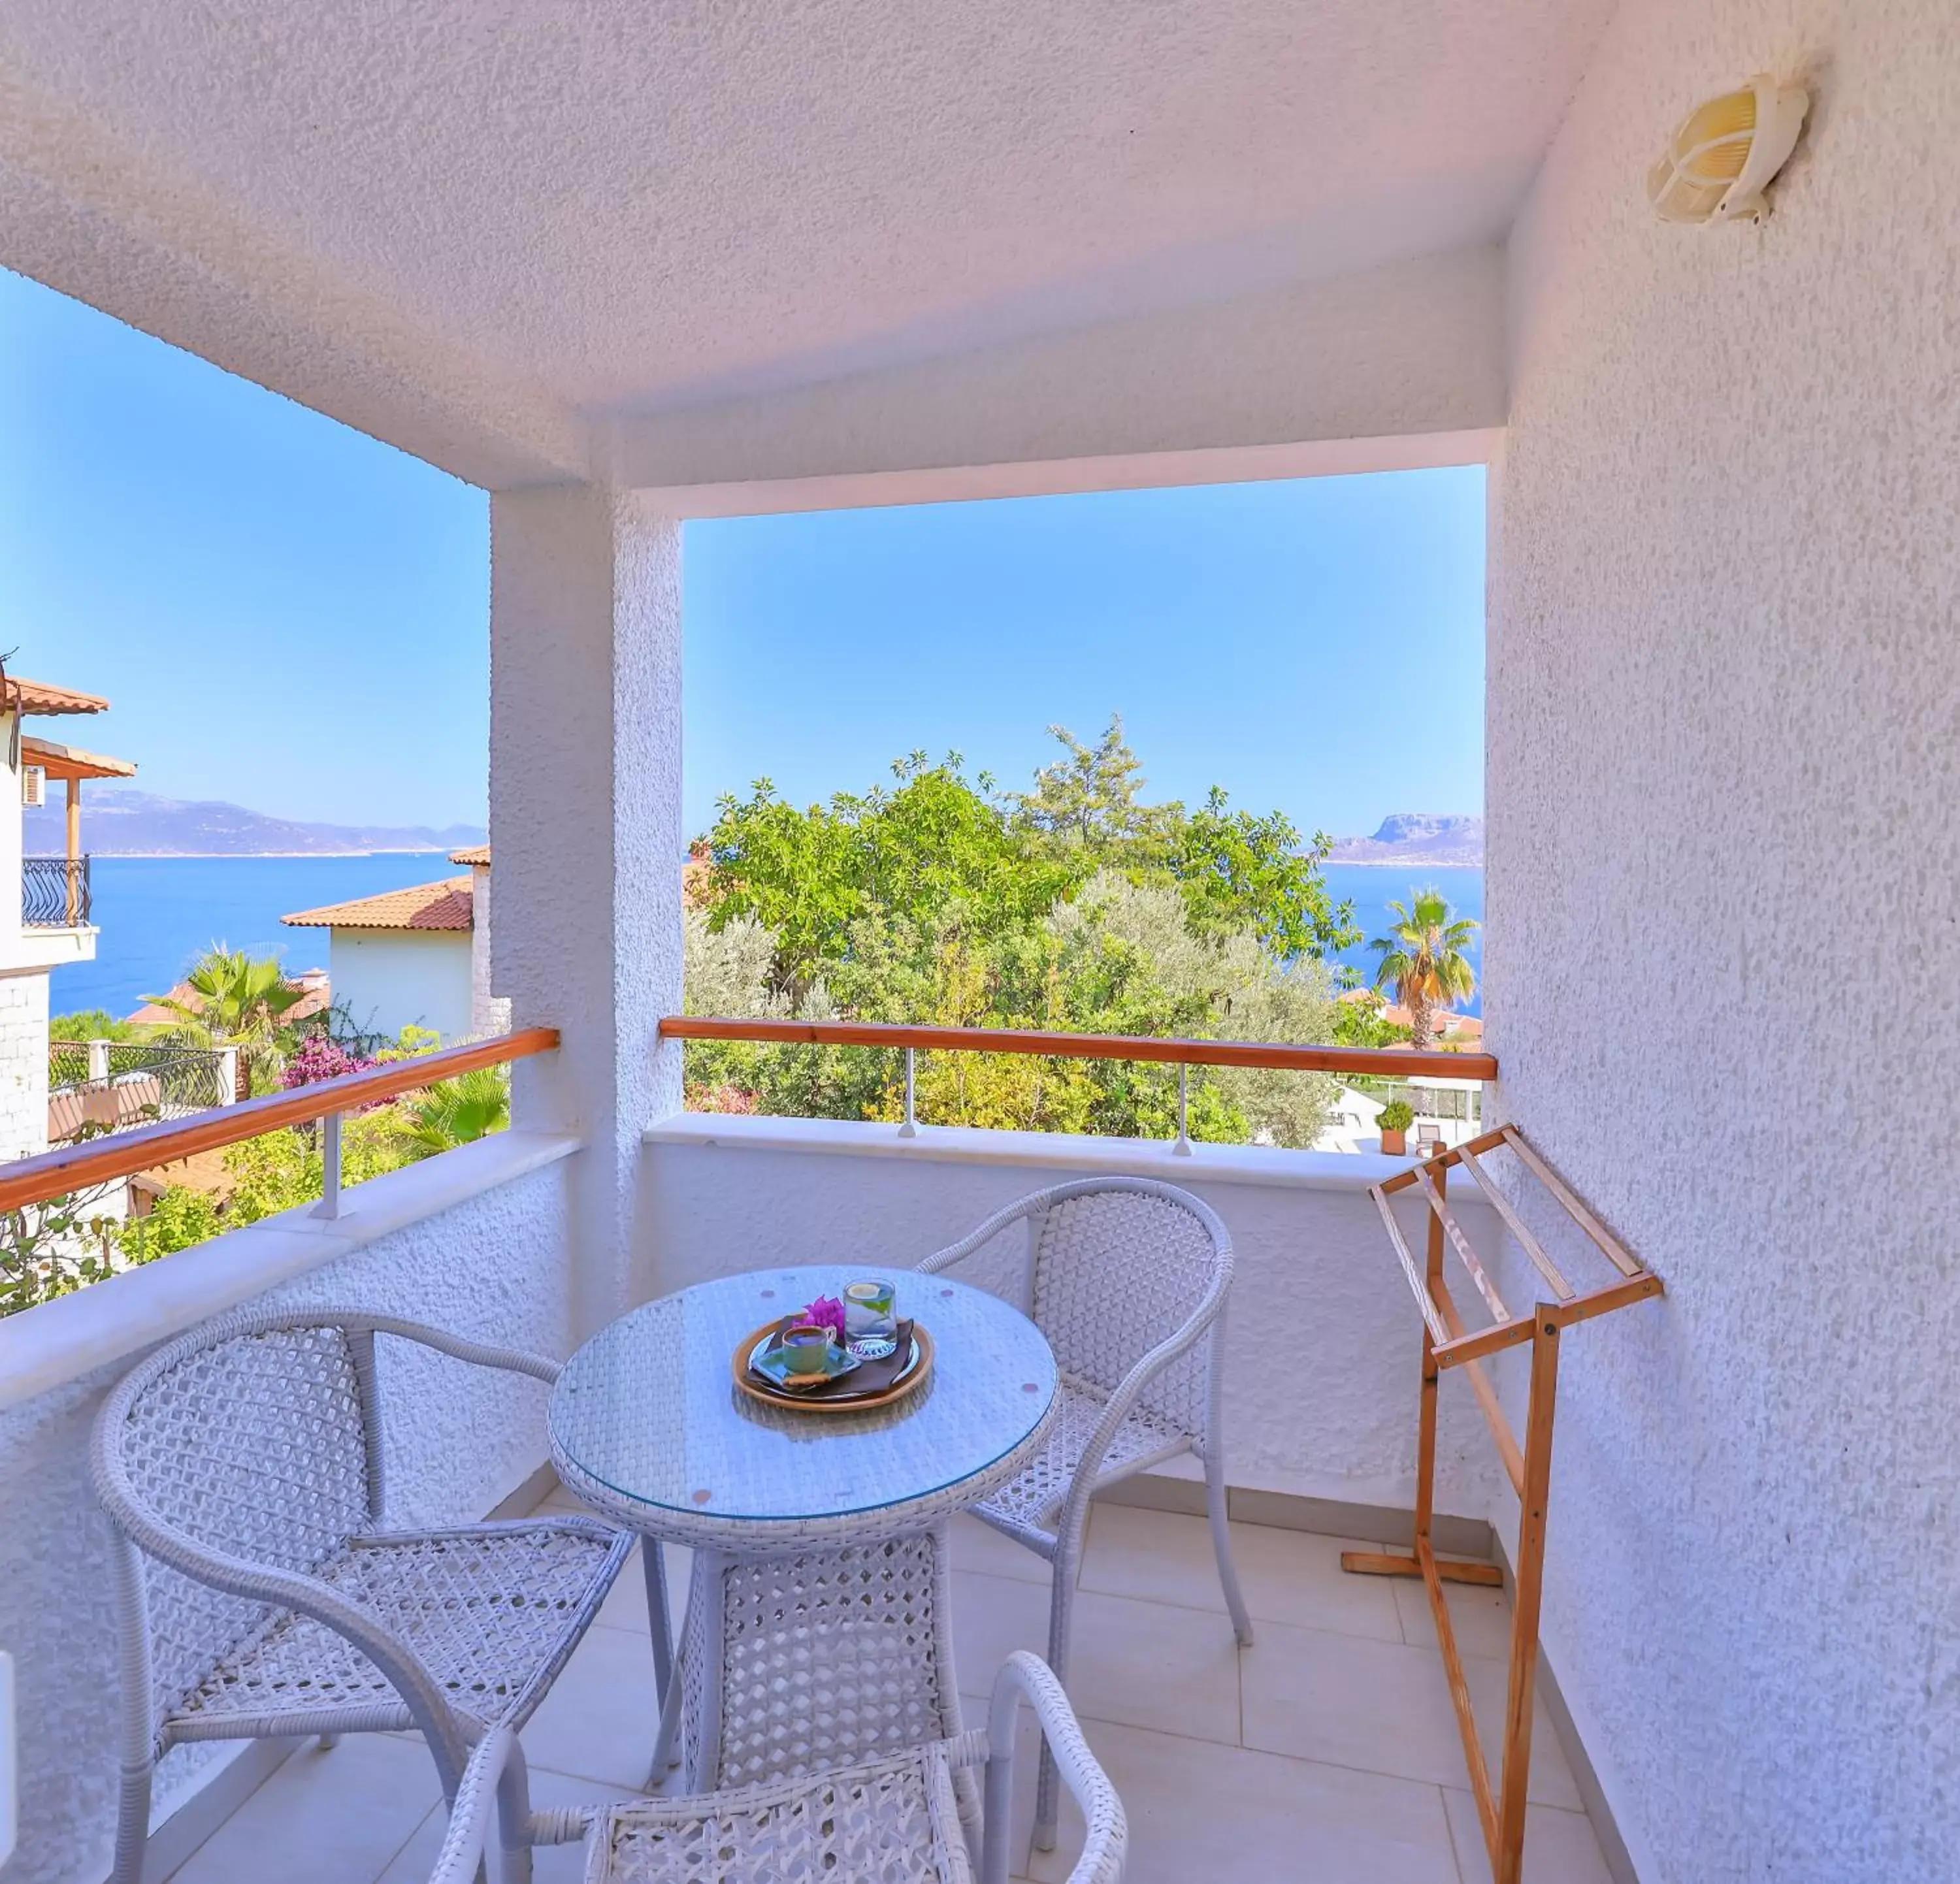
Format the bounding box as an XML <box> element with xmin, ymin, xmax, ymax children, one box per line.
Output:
<box><xmin>0</xmin><ymin>1</ymin><xmax>1611</xmax><ymax>483</ymax></box>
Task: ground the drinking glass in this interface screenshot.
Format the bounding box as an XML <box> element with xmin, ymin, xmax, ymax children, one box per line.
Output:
<box><xmin>843</xmin><ymin>1278</ymin><xmax>899</xmax><ymax>1359</ymax></box>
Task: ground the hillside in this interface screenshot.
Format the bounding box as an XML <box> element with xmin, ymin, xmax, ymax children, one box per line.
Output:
<box><xmin>1329</xmin><ymin>813</ymin><xmax>1483</xmax><ymax>867</ymax></box>
<box><xmin>25</xmin><ymin>787</ymin><xmax>484</xmax><ymax>857</ymax></box>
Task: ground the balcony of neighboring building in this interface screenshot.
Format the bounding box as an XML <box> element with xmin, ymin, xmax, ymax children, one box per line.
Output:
<box><xmin>7</xmin><ymin>692</ymin><xmax>137</xmax><ymax>968</ymax></box>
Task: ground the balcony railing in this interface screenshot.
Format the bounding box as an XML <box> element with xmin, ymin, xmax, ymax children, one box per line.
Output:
<box><xmin>659</xmin><ymin>1015</ymin><xmax>1497</xmax><ymax>1148</ymax></box>
<box><xmin>23</xmin><ymin>854</ymin><xmax>90</xmax><ymax>927</ymax></box>
<box><xmin>0</xmin><ymin>1026</ymin><xmax>559</xmax><ymax>1218</ymax></box>
<box><xmin>47</xmin><ymin>1041</ymin><xmax>237</xmax><ymax>1143</ymax></box>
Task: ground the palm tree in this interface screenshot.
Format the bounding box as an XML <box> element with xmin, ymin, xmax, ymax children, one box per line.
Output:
<box><xmin>1369</xmin><ymin>889</ymin><xmax>1478</xmax><ymax>1051</ymax></box>
<box><xmin>390</xmin><ymin>1067</ymin><xmax>510</xmax><ymax>1161</ymax></box>
<box><xmin>144</xmin><ymin>947</ymin><xmax>310</xmax><ymax>1099</ymax></box>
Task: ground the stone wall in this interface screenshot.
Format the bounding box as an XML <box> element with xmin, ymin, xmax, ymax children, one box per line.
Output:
<box><xmin>0</xmin><ymin>968</ymin><xmax>51</xmax><ymax>1163</ymax></box>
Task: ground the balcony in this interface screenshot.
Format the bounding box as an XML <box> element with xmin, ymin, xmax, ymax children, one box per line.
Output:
<box><xmin>0</xmin><ymin>1037</ymin><xmax>1627</xmax><ymax>1884</ymax></box>
<box><xmin>22</xmin><ymin>854</ymin><xmax>90</xmax><ymax>928</ymax></box>
<box><xmin>135</xmin><ymin>1495</ymin><xmax>1609</xmax><ymax>1884</ymax></box>
<box><xmin>0</xmin><ymin>4</ymin><xmax>1946</xmax><ymax>1881</ymax></box>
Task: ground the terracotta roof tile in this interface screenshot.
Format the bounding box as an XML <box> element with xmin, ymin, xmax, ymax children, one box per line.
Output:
<box><xmin>282</xmin><ymin>877</ymin><xmax>474</xmax><ymax>932</ymax></box>
<box><xmin>127</xmin><ymin>969</ymin><xmax>331</xmax><ymax>1028</ymax></box>
<box><xmin>7</xmin><ymin>675</ymin><xmax>109</xmax><ymax>716</ymax></box>
<box><xmin>448</xmin><ymin>844</ymin><xmax>491</xmax><ymax>866</ymax></box>
<box><xmin>21</xmin><ymin>734</ymin><xmax>137</xmax><ymax>781</ymax></box>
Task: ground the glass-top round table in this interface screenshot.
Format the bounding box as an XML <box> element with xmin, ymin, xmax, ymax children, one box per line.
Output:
<box><xmin>548</xmin><ymin>1265</ymin><xmax>1059</xmax><ymax>1551</ymax></box>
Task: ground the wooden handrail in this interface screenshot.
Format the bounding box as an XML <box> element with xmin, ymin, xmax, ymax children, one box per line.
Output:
<box><xmin>0</xmin><ymin>1027</ymin><xmax>560</xmax><ymax>1214</ymax></box>
<box><xmin>659</xmin><ymin>1016</ymin><xmax>1496</xmax><ymax>1082</ymax></box>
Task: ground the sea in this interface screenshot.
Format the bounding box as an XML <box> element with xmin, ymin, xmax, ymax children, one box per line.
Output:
<box><xmin>51</xmin><ymin>854</ymin><xmax>471</xmax><ymax>1020</ymax></box>
<box><xmin>49</xmin><ymin>856</ymin><xmax>1486</xmax><ymax>1024</ymax></box>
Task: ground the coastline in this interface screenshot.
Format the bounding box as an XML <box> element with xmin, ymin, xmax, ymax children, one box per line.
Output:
<box><xmin>77</xmin><ymin>848</ymin><xmax>457</xmax><ymax>859</ymax></box>
<box><xmin>1326</xmin><ymin>857</ymin><xmax>1483</xmax><ymax>869</ymax></box>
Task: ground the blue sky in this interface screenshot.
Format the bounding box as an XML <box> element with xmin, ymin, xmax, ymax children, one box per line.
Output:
<box><xmin>2</xmin><ymin>266</ymin><xmax>1485</xmax><ymax>840</ymax></box>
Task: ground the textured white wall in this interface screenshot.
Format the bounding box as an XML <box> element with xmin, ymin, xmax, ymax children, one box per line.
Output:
<box><xmin>1488</xmin><ymin>3</ymin><xmax>1960</xmax><ymax>1877</ymax></box>
<box><xmin>640</xmin><ymin>1128</ymin><xmax>1502</xmax><ymax>1518</ymax></box>
<box><xmin>490</xmin><ymin>487</ymin><xmax>685</xmax><ymax>1339</ymax></box>
<box><xmin>0</xmin><ymin>1156</ymin><xmax>574</xmax><ymax>1884</ymax></box>
<box><xmin>327</xmin><ymin>930</ymin><xmax>473</xmax><ymax>1042</ymax></box>
<box><xmin>0</xmin><ymin>4</ymin><xmax>1605</xmax><ymax>487</ymax></box>
<box><xmin>608</xmin><ymin>248</ymin><xmax>1508</xmax><ymax>496</ymax></box>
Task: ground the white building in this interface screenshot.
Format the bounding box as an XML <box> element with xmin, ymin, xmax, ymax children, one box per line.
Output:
<box><xmin>280</xmin><ymin>846</ymin><xmax>505</xmax><ymax>1045</ymax></box>
<box><xmin>0</xmin><ymin>674</ymin><xmax>135</xmax><ymax>1162</ymax></box>
<box><xmin>0</xmin><ymin>7</ymin><xmax>1953</xmax><ymax>1883</ymax></box>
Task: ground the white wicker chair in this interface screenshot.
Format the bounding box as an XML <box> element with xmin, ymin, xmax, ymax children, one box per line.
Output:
<box><xmin>653</xmin><ymin>1529</ymin><xmax>966</xmax><ymax>1804</ymax></box>
<box><xmin>430</xmin><ymin>1650</ymin><xmax>1126</xmax><ymax>1884</ymax></box>
<box><xmin>916</xmin><ymin>1177</ymin><xmax>1252</xmax><ymax>1845</ymax></box>
<box><xmin>89</xmin><ymin>1305</ymin><xmax>638</xmax><ymax>1884</ymax></box>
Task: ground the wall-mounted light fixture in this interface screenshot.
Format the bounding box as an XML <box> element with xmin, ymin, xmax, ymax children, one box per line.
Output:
<box><xmin>1648</xmin><ymin>74</ymin><xmax>1809</xmax><ymax>224</ymax></box>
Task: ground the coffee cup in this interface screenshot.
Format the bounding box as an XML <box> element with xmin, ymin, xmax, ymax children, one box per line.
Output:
<box><xmin>777</xmin><ymin>1324</ymin><xmax>836</xmax><ymax>1374</ymax></box>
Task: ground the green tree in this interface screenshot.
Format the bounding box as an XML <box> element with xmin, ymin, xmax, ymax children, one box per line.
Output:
<box><xmin>1166</xmin><ymin>788</ymin><xmax>1358</xmax><ymax>959</ymax></box>
<box><xmin>706</xmin><ymin>756</ymin><xmax>1081</xmax><ymax>992</ymax></box>
<box><xmin>50</xmin><ymin>1009</ymin><xmax>144</xmax><ymax>1043</ymax></box>
<box><xmin>1010</xmin><ymin>716</ymin><xmax>1170</xmax><ymax>851</ymax></box>
<box><xmin>1329</xmin><ymin>988</ymin><xmax>1411</xmax><ymax>1050</ymax></box>
<box><xmin>144</xmin><ymin>947</ymin><xmax>310</xmax><ymax>1097</ymax></box>
<box><xmin>1369</xmin><ymin>888</ymin><xmax>1479</xmax><ymax>1051</ymax></box>
<box><xmin>689</xmin><ymin>723</ymin><xmax>1365</xmax><ymax>1150</ymax></box>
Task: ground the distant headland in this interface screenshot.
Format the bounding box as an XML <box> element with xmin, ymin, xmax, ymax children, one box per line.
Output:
<box><xmin>1328</xmin><ymin>813</ymin><xmax>1483</xmax><ymax>868</ymax></box>
<box><xmin>25</xmin><ymin>786</ymin><xmax>484</xmax><ymax>858</ymax></box>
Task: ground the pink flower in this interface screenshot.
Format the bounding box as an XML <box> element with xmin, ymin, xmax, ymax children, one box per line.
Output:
<box><xmin>803</xmin><ymin>1295</ymin><xmax>846</xmax><ymax>1339</ymax></box>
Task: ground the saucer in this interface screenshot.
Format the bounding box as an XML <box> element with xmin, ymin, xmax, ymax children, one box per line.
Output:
<box><xmin>750</xmin><ymin>1338</ymin><xmax>862</xmax><ymax>1393</ymax></box>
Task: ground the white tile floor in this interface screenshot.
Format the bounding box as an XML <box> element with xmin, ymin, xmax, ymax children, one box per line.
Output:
<box><xmin>159</xmin><ymin>1491</ymin><xmax>1614</xmax><ymax>1884</ymax></box>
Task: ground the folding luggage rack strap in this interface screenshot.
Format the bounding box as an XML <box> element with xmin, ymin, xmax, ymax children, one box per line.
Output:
<box><xmin>1342</xmin><ymin>1123</ymin><xmax>1663</xmax><ymax>1884</ymax></box>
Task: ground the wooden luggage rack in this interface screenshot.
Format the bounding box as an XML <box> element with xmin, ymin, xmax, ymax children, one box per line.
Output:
<box><xmin>1342</xmin><ymin>1123</ymin><xmax>1662</xmax><ymax>1884</ymax></box>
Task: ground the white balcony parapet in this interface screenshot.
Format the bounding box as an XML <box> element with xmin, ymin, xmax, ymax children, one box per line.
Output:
<box><xmin>0</xmin><ymin>1129</ymin><xmax>580</xmax><ymax>1415</ymax></box>
<box><xmin>644</xmin><ymin>1110</ymin><xmax>1418</xmax><ymax>1194</ymax></box>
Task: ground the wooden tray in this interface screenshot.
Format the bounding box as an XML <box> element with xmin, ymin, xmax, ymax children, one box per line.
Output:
<box><xmin>732</xmin><ymin>1320</ymin><xmax>935</xmax><ymax>1415</ymax></box>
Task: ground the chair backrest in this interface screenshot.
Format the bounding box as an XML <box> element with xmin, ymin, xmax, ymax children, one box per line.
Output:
<box><xmin>1028</xmin><ymin>1180</ymin><xmax>1230</xmax><ymax>1441</ymax></box>
<box><xmin>94</xmin><ymin>1313</ymin><xmax>380</xmax><ymax>1727</ymax></box>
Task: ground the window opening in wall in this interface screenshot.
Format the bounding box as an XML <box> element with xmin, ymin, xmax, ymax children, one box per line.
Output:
<box><xmin>680</xmin><ymin>469</ymin><xmax>1487</xmax><ymax>1154</ymax></box>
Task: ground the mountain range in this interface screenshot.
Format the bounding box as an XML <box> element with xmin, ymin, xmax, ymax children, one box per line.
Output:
<box><xmin>25</xmin><ymin>787</ymin><xmax>484</xmax><ymax>857</ymax></box>
<box><xmin>1328</xmin><ymin>813</ymin><xmax>1483</xmax><ymax>867</ymax></box>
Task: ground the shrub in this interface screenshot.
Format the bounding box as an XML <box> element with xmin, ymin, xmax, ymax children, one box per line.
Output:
<box><xmin>50</xmin><ymin>1009</ymin><xmax>144</xmax><ymax>1043</ymax></box>
<box><xmin>1378</xmin><ymin>1099</ymin><xmax>1415</xmax><ymax>1133</ymax></box>
<box><xmin>0</xmin><ymin>1182</ymin><xmax>122</xmax><ymax>1316</ymax></box>
<box><xmin>121</xmin><ymin>1187</ymin><xmax>221</xmax><ymax>1261</ymax></box>
<box><xmin>282</xmin><ymin>1032</ymin><xmax>376</xmax><ymax>1090</ymax></box>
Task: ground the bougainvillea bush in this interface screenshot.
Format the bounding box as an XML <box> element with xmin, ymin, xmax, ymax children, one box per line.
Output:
<box><xmin>282</xmin><ymin>1032</ymin><xmax>376</xmax><ymax>1090</ymax></box>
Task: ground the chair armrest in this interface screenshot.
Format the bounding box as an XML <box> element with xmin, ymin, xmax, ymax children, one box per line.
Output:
<box><xmin>914</xmin><ymin>1192</ymin><xmax>1042</xmax><ymax>1276</ymax></box>
<box><xmin>427</xmin><ymin>1726</ymin><xmax>514</xmax><ymax>1884</ymax></box>
<box><xmin>982</xmin><ymin>1653</ymin><xmax>1126</xmax><ymax>1884</ymax></box>
<box><xmin>327</xmin><ymin>1310</ymin><xmax>563</xmax><ymax>1385</ymax></box>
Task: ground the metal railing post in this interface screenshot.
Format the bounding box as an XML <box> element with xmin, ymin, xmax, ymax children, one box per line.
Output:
<box><xmin>314</xmin><ymin>1111</ymin><xmax>344</xmax><ymax>1219</ymax></box>
<box><xmin>898</xmin><ymin>1048</ymin><xmax>918</xmax><ymax>1137</ymax></box>
<box><xmin>1173</xmin><ymin>1062</ymin><xmax>1192</xmax><ymax>1156</ymax></box>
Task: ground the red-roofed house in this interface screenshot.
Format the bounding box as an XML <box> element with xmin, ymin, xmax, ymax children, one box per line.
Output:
<box><xmin>282</xmin><ymin>875</ymin><xmax>479</xmax><ymax>1042</ymax></box>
